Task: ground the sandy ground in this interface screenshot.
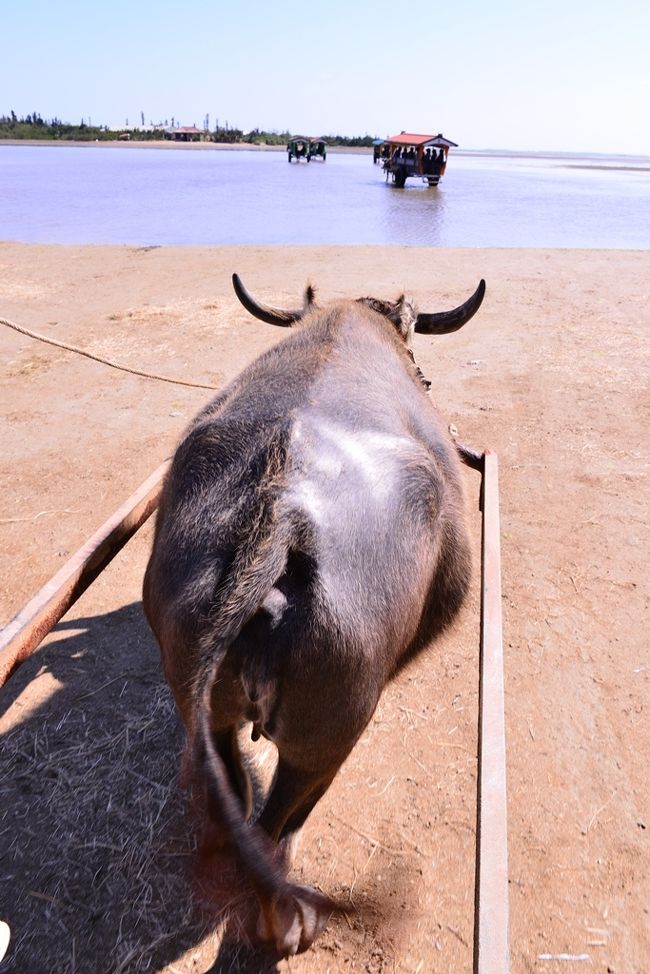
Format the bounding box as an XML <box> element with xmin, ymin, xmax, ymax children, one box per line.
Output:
<box><xmin>0</xmin><ymin>244</ymin><xmax>648</xmax><ymax>974</ymax></box>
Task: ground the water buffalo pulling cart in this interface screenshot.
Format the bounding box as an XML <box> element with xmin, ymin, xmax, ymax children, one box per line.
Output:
<box><xmin>308</xmin><ymin>137</ymin><xmax>327</xmax><ymax>161</ymax></box>
<box><xmin>287</xmin><ymin>136</ymin><xmax>310</xmax><ymax>162</ymax></box>
<box><xmin>287</xmin><ymin>136</ymin><xmax>328</xmax><ymax>162</ymax></box>
<box><xmin>383</xmin><ymin>132</ymin><xmax>458</xmax><ymax>187</ymax></box>
<box><xmin>0</xmin><ymin>281</ymin><xmax>508</xmax><ymax>972</ymax></box>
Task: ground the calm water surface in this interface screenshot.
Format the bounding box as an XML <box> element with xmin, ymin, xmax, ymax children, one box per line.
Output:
<box><xmin>1</xmin><ymin>145</ymin><xmax>649</xmax><ymax>248</ymax></box>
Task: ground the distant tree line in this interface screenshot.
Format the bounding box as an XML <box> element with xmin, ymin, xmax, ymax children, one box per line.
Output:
<box><xmin>0</xmin><ymin>111</ymin><xmax>377</xmax><ymax>147</ymax></box>
<box><xmin>0</xmin><ymin>111</ymin><xmax>115</xmax><ymax>141</ymax></box>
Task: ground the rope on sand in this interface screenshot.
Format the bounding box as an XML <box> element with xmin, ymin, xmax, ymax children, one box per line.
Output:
<box><xmin>0</xmin><ymin>315</ymin><xmax>219</xmax><ymax>390</ymax></box>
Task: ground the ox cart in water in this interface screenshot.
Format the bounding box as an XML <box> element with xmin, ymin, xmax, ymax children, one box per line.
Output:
<box><xmin>309</xmin><ymin>137</ymin><xmax>327</xmax><ymax>161</ymax></box>
<box><xmin>287</xmin><ymin>136</ymin><xmax>310</xmax><ymax>162</ymax></box>
<box><xmin>372</xmin><ymin>138</ymin><xmax>386</xmax><ymax>164</ymax></box>
<box><xmin>383</xmin><ymin>132</ymin><xmax>458</xmax><ymax>187</ymax></box>
<box><xmin>287</xmin><ymin>136</ymin><xmax>328</xmax><ymax>162</ymax></box>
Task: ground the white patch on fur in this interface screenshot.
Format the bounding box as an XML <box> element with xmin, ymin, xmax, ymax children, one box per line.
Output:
<box><xmin>332</xmin><ymin>425</ymin><xmax>411</xmax><ymax>496</ymax></box>
<box><xmin>288</xmin><ymin>418</ymin><xmax>412</xmax><ymax>526</ymax></box>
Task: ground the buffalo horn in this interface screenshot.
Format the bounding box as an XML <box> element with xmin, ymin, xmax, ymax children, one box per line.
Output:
<box><xmin>415</xmin><ymin>279</ymin><xmax>486</xmax><ymax>334</ymax></box>
<box><xmin>232</xmin><ymin>273</ymin><xmax>307</xmax><ymax>327</ymax></box>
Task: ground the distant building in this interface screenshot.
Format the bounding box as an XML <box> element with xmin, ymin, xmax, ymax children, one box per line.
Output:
<box><xmin>164</xmin><ymin>126</ymin><xmax>205</xmax><ymax>142</ymax></box>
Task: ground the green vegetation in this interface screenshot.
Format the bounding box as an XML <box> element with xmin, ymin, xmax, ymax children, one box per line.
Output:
<box><xmin>244</xmin><ymin>128</ymin><xmax>375</xmax><ymax>148</ymax></box>
<box><xmin>0</xmin><ymin>111</ymin><xmax>165</xmax><ymax>141</ymax></box>
<box><xmin>0</xmin><ymin>111</ymin><xmax>377</xmax><ymax>147</ymax></box>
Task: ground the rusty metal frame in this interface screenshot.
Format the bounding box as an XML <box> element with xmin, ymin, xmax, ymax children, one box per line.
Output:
<box><xmin>0</xmin><ymin>448</ymin><xmax>509</xmax><ymax>971</ymax></box>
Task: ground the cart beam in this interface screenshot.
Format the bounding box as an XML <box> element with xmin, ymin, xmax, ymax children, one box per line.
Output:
<box><xmin>0</xmin><ymin>461</ymin><xmax>169</xmax><ymax>686</ymax></box>
<box><xmin>474</xmin><ymin>450</ymin><xmax>510</xmax><ymax>974</ymax></box>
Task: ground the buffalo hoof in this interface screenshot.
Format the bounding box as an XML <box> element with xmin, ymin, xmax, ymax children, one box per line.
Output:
<box><xmin>256</xmin><ymin>883</ymin><xmax>333</xmax><ymax>956</ymax></box>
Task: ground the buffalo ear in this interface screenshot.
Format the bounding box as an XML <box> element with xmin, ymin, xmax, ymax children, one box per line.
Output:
<box><xmin>304</xmin><ymin>284</ymin><xmax>316</xmax><ymax>309</ymax></box>
<box><xmin>415</xmin><ymin>280</ymin><xmax>486</xmax><ymax>334</ymax></box>
<box><xmin>394</xmin><ymin>294</ymin><xmax>417</xmax><ymax>340</ymax></box>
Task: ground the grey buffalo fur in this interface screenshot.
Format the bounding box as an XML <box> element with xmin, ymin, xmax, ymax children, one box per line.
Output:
<box><xmin>143</xmin><ymin>274</ymin><xmax>485</xmax><ymax>957</ymax></box>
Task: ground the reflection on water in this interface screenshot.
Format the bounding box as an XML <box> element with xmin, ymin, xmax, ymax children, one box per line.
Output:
<box><xmin>379</xmin><ymin>179</ymin><xmax>449</xmax><ymax>245</ymax></box>
<box><xmin>0</xmin><ymin>145</ymin><xmax>648</xmax><ymax>248</ymax></box>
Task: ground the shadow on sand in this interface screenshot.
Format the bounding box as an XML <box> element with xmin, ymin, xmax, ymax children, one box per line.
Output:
<box><xmin>0</xmin><ymin>600</ymin><xmax>285</xmax><ymax>974</ymax></box>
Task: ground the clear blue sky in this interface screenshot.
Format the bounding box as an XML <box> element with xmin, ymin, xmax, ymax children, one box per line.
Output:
<box><xmin>3</xmin><ymin>0</ymin><xmax>649</xmax><ymax>155</ymax></box>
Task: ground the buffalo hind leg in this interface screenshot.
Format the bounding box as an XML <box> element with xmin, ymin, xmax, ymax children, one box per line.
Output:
<box><xmin>253</xmin><ymin>757</ymin><xmax>339</xmax><ymax>955</ymax></box>
<box><xmin>258</xmin><ymin>758</ymin><xmax>336</xmax><ymax>861</ymax></box>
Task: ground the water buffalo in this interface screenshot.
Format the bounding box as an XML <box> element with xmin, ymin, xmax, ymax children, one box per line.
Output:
<box><xmin>143</xmin><ymin>272</ymin><xmax>486</xmax><ymax>956</ymax></box>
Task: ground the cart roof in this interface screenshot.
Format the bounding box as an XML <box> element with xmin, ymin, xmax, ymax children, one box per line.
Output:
<box><xmin>386</xmin><ymin>132</ymin><xmax>458</xmax><ymax>148</ymax></box>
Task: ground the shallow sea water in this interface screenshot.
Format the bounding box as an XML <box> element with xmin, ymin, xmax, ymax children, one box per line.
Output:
<box><xmin>1</xmin><ymin>144</ymin><xmax>649</xmax><ymax>248</ymax></box>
